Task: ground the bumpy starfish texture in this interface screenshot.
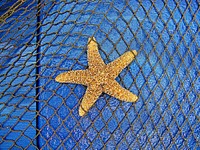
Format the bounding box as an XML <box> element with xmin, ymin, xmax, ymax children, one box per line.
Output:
<box><xmin>56</xmin><ymin>37</ymin><xmax>138</xmax><ymax>116</ymax></box>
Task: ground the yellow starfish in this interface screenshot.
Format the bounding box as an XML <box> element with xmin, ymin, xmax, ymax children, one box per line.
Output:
<box><xmin>55</xmin><ymin>37</ymin><xmax>138</xmax><ymax>116</ymax></box>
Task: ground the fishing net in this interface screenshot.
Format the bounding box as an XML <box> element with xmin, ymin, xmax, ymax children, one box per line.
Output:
<box><xmin>0</xmin><ymin>0</ymin><xmax>199</xmax><ymax>149</ymax></box>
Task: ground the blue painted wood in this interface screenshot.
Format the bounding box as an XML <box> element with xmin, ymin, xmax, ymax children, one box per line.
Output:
<box><xmin>0</xmin><ymin>0</ymin><xmax>38</xmax><ymax>149</ymax></box>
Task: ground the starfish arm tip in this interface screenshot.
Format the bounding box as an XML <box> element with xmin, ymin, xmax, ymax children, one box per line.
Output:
<box><xmin>55</xmin><ymin>73</ymin><xmax>67</xmax><ymax>83</ymax></box>
<box><xmin>88</xmin><ymin>37</ymin><xmax>96</xmax><ymax>43</ymax></box>
<box><xmin>132</xmin><ymin>50</ymin><xmax>137</xmax><ymax>56</ymax></box>
<box><xmin>122</xmin><ymin>94</ymin><xmax>138</xmax><ymax>103</ymax></box>
<box><xmin>79</xmin><ymin>107</ymin><xmax>86</xmax><ymax>116</ymax></box>
<box><xmin>131</xmin><ymin>95</ymin><xmax>138</xmax><ymax>102</ymax></box>
<box><xmin>55</xmin><ymin>75</ymin><xmax>61</xmax><ymax>82</ymax></box>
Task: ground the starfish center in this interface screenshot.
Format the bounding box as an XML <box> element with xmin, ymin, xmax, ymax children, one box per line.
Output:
<box><xmin>90</xmin><ymin>69</ymin><xmax>109</xmax><ymax>85</ymax></box>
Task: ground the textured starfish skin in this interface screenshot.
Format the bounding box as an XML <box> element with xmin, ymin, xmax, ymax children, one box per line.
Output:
<box><xmin>55</xmin><ymin>37</ymin><xmax>138</xmax><ymax>116</ymax></box>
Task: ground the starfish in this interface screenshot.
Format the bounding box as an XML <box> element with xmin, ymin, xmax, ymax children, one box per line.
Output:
<box><xmin>55</xmin><ymin>37</ymin><xmax>138</xmax><ymax>116</ymax></box>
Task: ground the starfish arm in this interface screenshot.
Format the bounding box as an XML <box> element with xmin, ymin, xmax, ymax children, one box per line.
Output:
<box><xmin>87</xmin><ymin>37</ymin><xmax>105</xmax><ymax>68</ymax></box>
<box><xmin>79</xmin><ymin>84</ymin><xmax>102</xmax><ymax>116</ymax></box>
<box><xmin>107</xmin><ymin>50</ymin><xmax>137</xmax><ymax>79</ymax></box>
<box><xmin>103</xmin><ymin>80</ymin><xmax>138</xmax><ymax>102</ymax></box>
<box><xmin>55</xmin><ymin>70</ymin><xmax>89</xmax><ymax>85</ymax></box>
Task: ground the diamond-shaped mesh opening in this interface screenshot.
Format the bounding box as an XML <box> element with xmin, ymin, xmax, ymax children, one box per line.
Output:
<box><xmin>0</xmin><ymin>0</ymin><xmax>199</xmax><ymax>149</ymax></box>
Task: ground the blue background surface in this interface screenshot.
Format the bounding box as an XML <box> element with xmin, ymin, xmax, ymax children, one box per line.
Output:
<box><xmin>0</xmin><ymin>0</ymin><xmax>199</xmax><ymax>149</ymax></box>
<box><xmin>0</xmin><ymin>0</ymin><xmax>38</xmax><ymax>149</ymax></box>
